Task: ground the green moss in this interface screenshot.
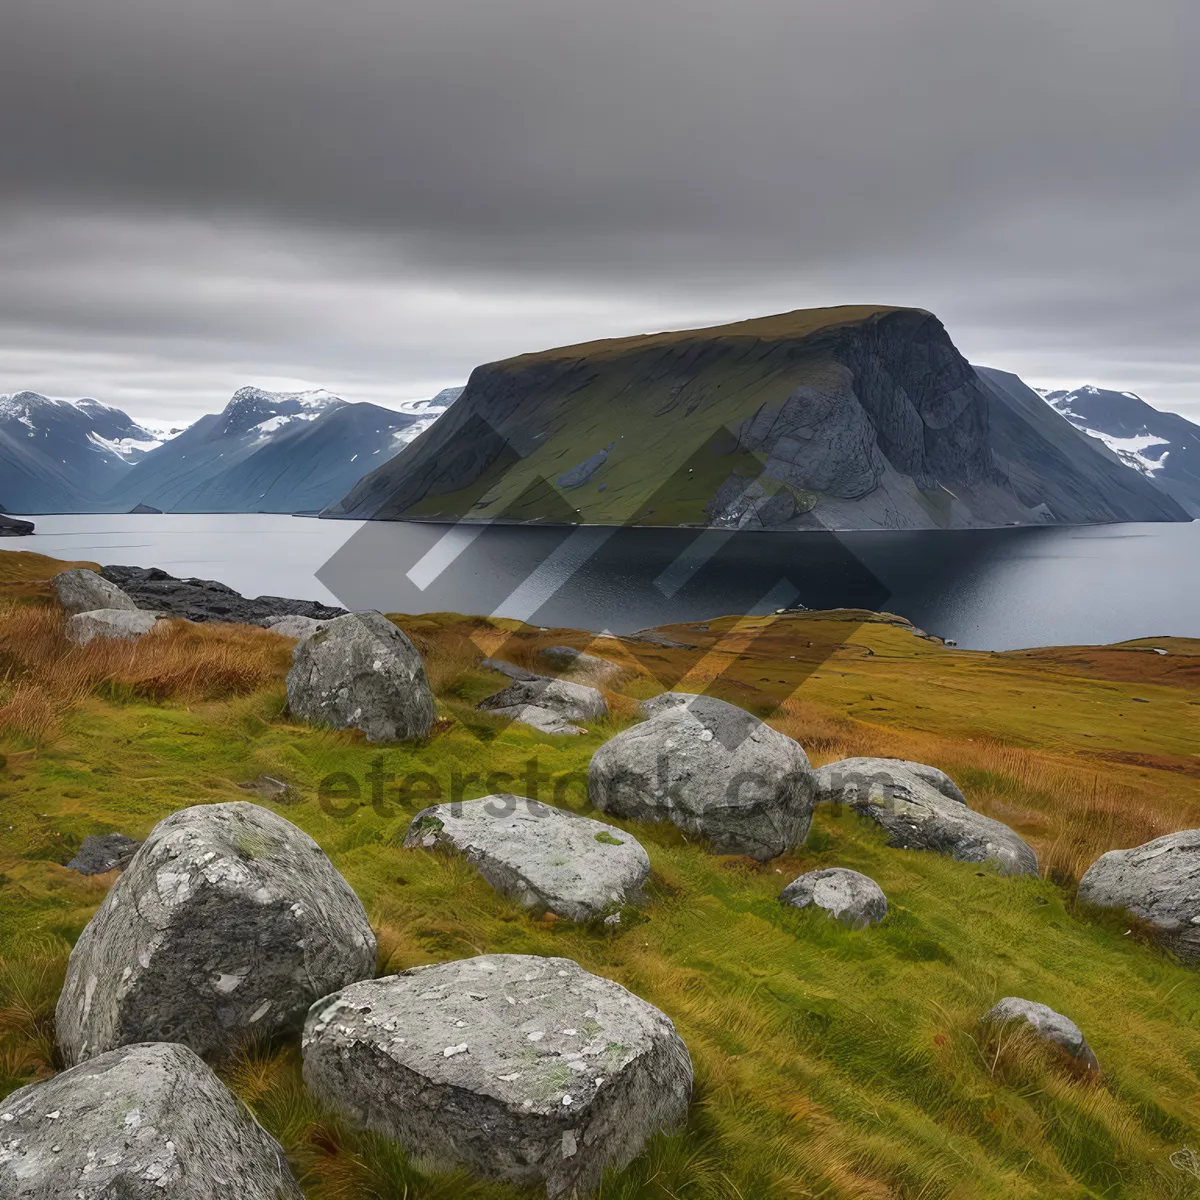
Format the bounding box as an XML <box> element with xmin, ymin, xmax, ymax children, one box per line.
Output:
<box><xmin>594</xmin><ymin>831</ymin><xmax>624</xmax><ymax>846</ymax></box>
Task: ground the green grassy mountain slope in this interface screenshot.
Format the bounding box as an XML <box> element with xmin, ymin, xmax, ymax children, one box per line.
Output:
<box><xmin>326</xmin><ymin>307</ymin><xmax>1187</xmax><ymax>530</ymax></box>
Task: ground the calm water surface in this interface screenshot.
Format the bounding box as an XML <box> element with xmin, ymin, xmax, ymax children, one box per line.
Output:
<box><xmin>24</xmin><ymin>514</ymin><xmax>1200</xmax><ymax>651</ymax></box>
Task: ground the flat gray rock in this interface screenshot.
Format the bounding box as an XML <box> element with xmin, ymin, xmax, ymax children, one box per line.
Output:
<box><xmin>263</xmin><ymin>613</ymin><xmax>327</xmax><ymax>640</ymax></box>
<box><xmin>482</xmin><ymin>658</ymin><xmax>549</xmax><ymax>682</ymax></box>
<box><xmin>982</xmin><ymin>997</ymin><xmax>1099</xmax><ymax>1072</ymax></box>
<box><xmin>65</xmin><ymin>608</ymin><xmax>162</xmax><ymax>646</ymax></box>
<box><xmin>589</xmin><ymin>692</ymin><xmax>815</xmax><ymax>861</ymax></box>
<box><xmin>53</xmin><ymin>568</ymin><xmax>138</xmax><ymax>615</ymax></box>
<box><xmin>302</xmin><ymin>954</ymin><xmax>692</xmax><ymax>1198</ymax></box>
<box><xmin>831</xmin><ymin>766</ymin><xmax>1037</xmax><ymax>877</ymax></box>
<box><xmin>538</xmin><ymin>646</ymin><xmax>623</xmax><ymax>685</ymax></box>
<box><xmin>815</xmin><ymin>757</ymin><xmax>967</xmax><ymax>805</ymax></box>
<box><xmin>478</xmin><ymin>677</ymin><xmax>607</xmax><ymax>737</ymax></box>
<box><xmin>66</xmin><ymin>832</ymin><xmax>142</xmax><ymax>875</ymax></box>
<box><xmin>287</xmin><ymin>610</ymin><xmax>436</xmax><ymax>743</ymax></box>
<box><xmin>780</xmin><ymin>867</ymin><xmax>887</xmax><ymax>928</ymax></box>
<box><xmin>1077</xmin><ymin>830</ymin><xmax>1200</xmax><ymax>962</ymax></box>
<box><xmin>0</xmin><ymin>1042</ymin><xmax>303</xmax><ymax>1199</ymax></box>
<box><xmin>404</xmin><ymin>797</ymin><xmax>650</xmax><ymax>921</ymax></box>
<box><xmin>56</xmin><ymin>801</ymin><xmax>376</xmax><ymax>1066</ymax></box>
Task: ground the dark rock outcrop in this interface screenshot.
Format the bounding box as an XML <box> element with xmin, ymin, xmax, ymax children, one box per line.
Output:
<box><xmin>0</xmin><ymin>513</ymin><xmax>34</xmax><ymax>536</ymax></box>
<box><xmin>589</xmin><ymin>692</ymin><xmax>815</xmax><ymax>860</ymax></box>
<box><xmin>66</xmin><ymin>832</ymin><xmax>142</xmax><ymax>875</ymax></box>
<box><xmin>100</xmin><ymin>563</ymin><xmax>346</xmax><ymax>624</ymax></box>
<box><xmin>0</xmin><ymin>1042</ymin><xmax>303</xmax><ymax>1198</ymax></box>
<box><xmin>56</xmin><ymin>801</ymin><xmax>377</xmax><ymax>1065</ymax></box>
<box><xmin>302</xmin><ymin>954</ymin><xmax>692</xmax><ymax>1198</ymax></box>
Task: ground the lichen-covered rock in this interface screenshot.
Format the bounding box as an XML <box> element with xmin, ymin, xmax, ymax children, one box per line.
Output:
<box><xmin>478</xmin><ymin>677</ymin><xmax>607</xmax><ymax>736</ymax></box>
<box><xmin>589</xmin><ymin>692</ymin><xmax>815</xmax><ymax>861</ymax></box>
<box><xmin>286</xmin><ymin>610</ymin><xmax>435</xmax><ymax>743</ymax></box>
<box><xmin>66</xmin><ymin>832</ymin><xmax>142</xmax><ymax>875</ymax></box>
<box><xmin>263</xmin><ymin>613</ymin><xmax>327</xmax><ymax>640</ymax></box>
<box><xmin>981</xmin><ymin>997</ymin><xmax>1100</xmax><ymax>1072</ymax></box>
<box><xmin>56</xmin><ymin>801</ymin><xmax>376</xmax><ymax>1066</ymax></box>
<box><xmin>779</xmin><ymin>867</ymin><xmax>887</xmax><ymax>928</ymax></box>
<box><xmin>830</xmin><ymin>765</ymin><xmax>1037</xmax><ymax>876</ymax></box>
<box><xmin>65</xmin><ymin>608</ymin><xmax>163</xmax><ymax>646</ymax></box>
<box><xmin>815</xmin><ymin>757</ymin><xmax>967</xmax><ymax>806</ymax></box>
<box><xmin>0</xmin><ymin>1042</ymin><xmax>303</xmax><ymax>1199</ymax></box>
<box><xmin>1077</xmin><ymin>830</ymin><xmax>1200</xmax><ymax>961</ymax></box>
<box><xmin>404</xmin><ymin>797</ymin><xmax>650</xmax><ymax>921</ymax></box>
<box><xmin>302</xmin><ymin>954</ymin><xmax>692</xmax><ymax>1198</ymax></box>
<box><xmin>53</xmin><ymin>568</ymin><xmax>138</xmax><ymax>615</ymax></box>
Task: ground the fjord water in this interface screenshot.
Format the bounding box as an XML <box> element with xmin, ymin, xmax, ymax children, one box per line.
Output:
<box><xmin>26</xmin><ymin>514</ymin><xmax>1200</xmax><ymax>651</ymax></box>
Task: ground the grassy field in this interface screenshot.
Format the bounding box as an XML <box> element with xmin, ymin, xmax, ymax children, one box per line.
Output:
<box><xmin>1</xmin><ymin>548</ymin><xmax>1199</xmax><ymax>1198</ymax></box>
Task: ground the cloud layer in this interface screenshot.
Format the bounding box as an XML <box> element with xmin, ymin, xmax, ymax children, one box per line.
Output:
<box><xmin>3</xmin><ymin>0</ymin><xmax>1197</xmax><ymax>419</ymax></box>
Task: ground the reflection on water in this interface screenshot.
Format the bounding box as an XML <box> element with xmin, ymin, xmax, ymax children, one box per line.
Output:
<box><xmin>24</xmin><ymin>514</ymin><xmax>1200</xmax><ymax>651</ymax></box>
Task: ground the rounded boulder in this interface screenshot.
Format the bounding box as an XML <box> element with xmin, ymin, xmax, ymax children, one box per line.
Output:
<box><xmin>302</xmin><ymin>954</ymin><xmax>692</xmax><ymax>1198</ymax></box>
<box><xmin>286</xmin><ymin>610</ymin><xmax>436</xmax><ymax>742</ymax></box>
<box><xmin>53</xmin><ymin>568</ymin><xmax>138</xmax><ymax>615</ymax></box>
<box><xmin>780</xmin><ymin>867</ymin><xmax>887</xmax><ymax>928</ymax></box>
<box><xmin>589</xmin><ymin>692</ymin><xmax>814</xmax><ymax>861</ymax></box>
<box><xmin>0</xmin><ymin>1042</ymin><xmax>303</xmax><ymax>1199</ymax></box>
<box><xmin>56</xmin><ymin>801</ymin><xmax>377</xmax><ymax>1066</ymax></box>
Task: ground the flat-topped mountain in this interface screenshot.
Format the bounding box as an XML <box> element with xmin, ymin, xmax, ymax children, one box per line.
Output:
<box><xmin>326</xmin><ymin>306</ymin><xmax>1187</xmax><ymax>530</ymax></box>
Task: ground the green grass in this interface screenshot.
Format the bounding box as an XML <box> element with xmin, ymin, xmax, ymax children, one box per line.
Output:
<box><xmin>1</xmin><ymin>588</ymin><xmax>1199</xmax><ymax>1198</ymax></box>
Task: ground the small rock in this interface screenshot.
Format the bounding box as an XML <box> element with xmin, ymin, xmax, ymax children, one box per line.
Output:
<box><xmin>66</xmin><ymin>832</ymin><xmax>142</xmax><ymax>875</ymax></box>
<box><xmin>53</xmin><ymin>569</ymin><xmax>138</xmax><ymax>616</ymax></box>
<box><xmin>780</xmin><ymin>867</ymin><xmax>887</xmax><ymax>928</ymax></box>
<box><xmin>263</xmin><ymin>614</ymin><xmax>328</xmax><ymax>641</ymax></box>
<box><xmin>589</xmin><ymin>692</ymin><xmax>815</xmax><ymax>861</ymax></box>
<box><xmin>0</xmin><ymin>1042</ymin><xmax>303</xmax><ymax>1198</ymax></box>
<box><xmin>1077</xmin><ymin>830</ymin><xmax>1200</xmax><ymax>962</ymax></box>
<box><xmin>302</xmin><ymin>954</ymin><xmax>692</xmax><ymax>1198</ymax></box>
<box><xmin>404</xmin><ymin>797</ymin><xmax>650</xmax><ymax>921</ymax></box>
<box><xmin>287</xmin><ymin>610</ymin><xmax>436</xmax><ymax>743</ymax></box>
<box><xmin>981</xmin><ymin>997</ymin><xmax>1100</xmax><ymax>1072</ymax></box>
<box><xmin>815</xmin><ymin>757</ymin><xmax>967</xmax><ymax>806</ymax></box>
<box><xmin>65</xmin><ymin>608</ymin><xmax>162</xmax><ymax>646</ymax></box>
<box><xmin>824</xmin><ymin>763</ymin><xmax>1037</xmax><ymax>877</ymax></box>
<box><xmin>481</xmin><ymin>658</ymin><xmax>549</xmax><ymax>682</ymax></box>
<box><xmin>478</xmin><ymin>677</ymin><xmax>607</xmax><ymax>736</ymax></box>
<box><xmin>56</xmin><ymin>801</ymin><xmax>376</xmax><ymax>1066</ymax></box>
<box><xmin>238</xmin><ymin>776</ymin><xmax>301</xmax><ymax>805</ymax></box>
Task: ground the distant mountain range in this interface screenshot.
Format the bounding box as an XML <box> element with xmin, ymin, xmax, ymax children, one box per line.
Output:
<box><xmin>1038</xmin><ymin>385</ymin><xmax>1200</xmax><ymax>517</ymax></box>
<box><xmin>0</xmin><ymin>386</ymin><xmax>462</xmax><ymax>515</ymax></box>
<box><xmin>327</xmin><ymin>306</ymin><xmax>1189</xmax><ymax>530</ymax></box>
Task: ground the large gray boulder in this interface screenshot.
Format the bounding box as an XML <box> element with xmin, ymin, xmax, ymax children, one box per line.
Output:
<box><xmin>588</xmin><ymin>692</ymin><xmax>815</xmax><ymax>861</ymax></box>
<box><xmin>981</xmin><ymin>997</ymin><xmax>1100</xmax><ymax>1073</ymax></box>
<box><xmin>0</xmin><ymin>1042</ymin><xmax>303</xmax><ymax>1199</ymax></box>
<box><xmin>56</xmin><ymin>801</ymin><xmax>376</xmax><ymax>1066</ymax></box>
<box><xmin>65</xmin><ymin>608</ymin><xmax>161</xmax><ymax>646</ymax></box>
<box><xmin>779</xmin><ymin>867</ymin><xmax>887</xmax><ymax>928</ymax></box>
<box><xmin>302</xmin><ymin>954</ymin><xmax>692</xmax><ymax>1198</ymax></box>
<box><xmin>827</xmin><ymin>764</ymin><xmax>1037</xmax><ymax>877</ymax></box>
<box><xmin>1077</xmin><ymin>830</ymin><xmax>1200</xmax><ymax>962</ymax></box>
<box><xmin>404</xmin><ymin>797</ymin><xmax>650</xmax><ymax>921</ymax></box>
<box><xmin>478</xmin><ymin>677</ymin><xmax>608</xmax><ymax>737</ymax></box>
<box><xmin>287</xmin><ymin>610</ymin><xmax>435</xmax><ymax>743</ymax></box>
<box><xmin>53</xmin><ymin>568</ymin><xmax>138</xmax><ymax>615</ymax></box>
<box><xmin>815</xmin><ymin>757</ymin><xmax>967</xmax><ymax>806</ymax></box>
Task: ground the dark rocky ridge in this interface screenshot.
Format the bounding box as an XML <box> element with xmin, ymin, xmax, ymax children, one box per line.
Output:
<box><xmin>0</xmin><ymin>512</ymin><xmax>34</xmax><ymax>536</ymax></box>
<box><xmin>100</xmin><ymin>564</ymin><xmax>346</xmax><ymax>624</ymax></box>
<box><xmin>327</xmin><ymin>306</ymin><xmax>1187</xmax><ymax>530</ymax></box>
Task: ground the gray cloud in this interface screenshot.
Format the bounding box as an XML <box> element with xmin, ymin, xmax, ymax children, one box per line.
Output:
<box><xmin>1</xmin><ymin>0</ymin><xmax>1198</xmax><ymax>420</ymax></box>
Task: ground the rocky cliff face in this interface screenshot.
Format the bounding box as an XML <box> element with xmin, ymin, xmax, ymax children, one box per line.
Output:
<box><xmin>327</xmin><ymin>306</ymin><xmax>1187</xmax><ymax>530</ymax></box>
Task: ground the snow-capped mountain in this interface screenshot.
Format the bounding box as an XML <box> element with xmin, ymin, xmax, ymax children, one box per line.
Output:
<box><xmin>100</xmin><ymin>385</ymin><xmax>463</xmax><ymax>514</ymax></box>
<box><xmin>0</xmin><ymin>391</ymin><xmax>178</xmax><ymax>512</ymax></box>
<box><xmin>1039</xmin><ymin>385</ymin><xmax>1200</xmax><ymax>516</ymax></box>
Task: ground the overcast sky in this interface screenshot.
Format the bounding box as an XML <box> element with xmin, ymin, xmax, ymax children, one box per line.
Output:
<box><xmin>3</xmin><ymin>0</ymin><xmax>1197</xmax><ymax>422</ymax></box>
